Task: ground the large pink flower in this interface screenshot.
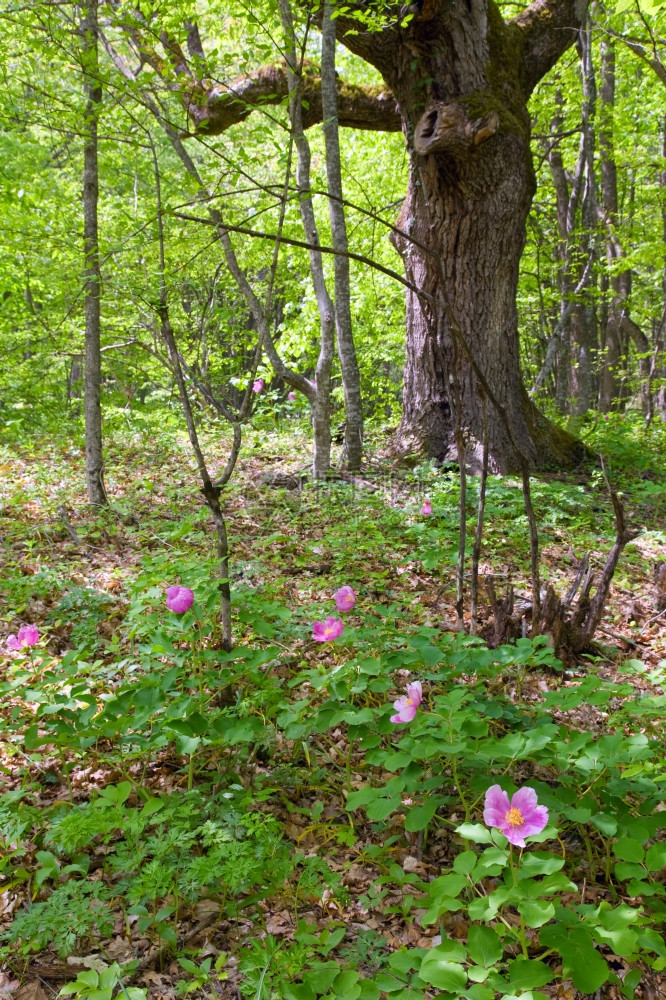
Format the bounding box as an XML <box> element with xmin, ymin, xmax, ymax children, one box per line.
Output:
<box><xmin>166</xmin><ymin>586</ymin><xmax>195</xmax><ymax>613</ymax></box>
<box><xmin>334</xmin><ymin>586</ymin><xmax>355</xmax><ymax>612</ymax></box>
<box><xmin>420</xmin><ymin>499</ymin><xmax>432</xmax><ymax>515</ymax></box>
<box><xmin>7</xmin><ymin>625</ymin><xmax>40</xmax><ymax>650</ymax></box>
<box><xmin>313</xmin><ymin>617</ymin><xmax>343</xmax><ymax>642</ymax></box>
<box><xmin>483</xmin><ymin>784</ymin><xmax>549</xmax><ymax>848</ymax></box>
<box><xmin>253</xmin><ymin>379</ymin><xmax>264</xmax><ymax>393</ymax></box>
<box><xmin>390</xmin><ymin>680</ymin><xmax>423</xmax><ymax>724</ymax></box>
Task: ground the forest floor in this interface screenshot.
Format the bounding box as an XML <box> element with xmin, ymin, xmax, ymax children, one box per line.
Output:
<box><xmin>0</xmin><ymin>411</ymin><xmax>665</xmax><ymax>1000</ymax></box>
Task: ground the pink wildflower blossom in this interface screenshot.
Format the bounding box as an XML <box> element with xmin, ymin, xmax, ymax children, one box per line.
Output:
<box><xmin>288</xmin><ymin>391</ymin><xmax>296</xmax><ymax>401</ymax></box>
<box><xmin>483</xmin><ymin>784</ymin><xmax>549</xmax><ymax>848</ymax></box>
<box><xmin>420</xmin><ymin>499</ymin><xmax>432</xmax><ymax>515</ymax></box>
<box><xmin>390</xmin><ymin>680</ymin><xmax>422</xmax><ymax>724</ymax></box>
<box><xmin>312</xmin><ymin>617</ymin><xmax>344</xmax><ymax>642</ymax></box>
<box><xmin>166</xmin><ymin>586</ymin><xmax>195</xmax><ymax>613</ymax></box>
<box><xmin>7</xmin><ymin>625</ymin><xmax>40</xmax><ymax>650</ymax></box>
<box><xmin>253</xmin><ymin>379</ymin><xmax>264</xmax><ymax>393</ymax></box>
<box><xmin>334</xmin><ymin>586</ymin><xmax>355</xmax><ymax>612</ymax></box>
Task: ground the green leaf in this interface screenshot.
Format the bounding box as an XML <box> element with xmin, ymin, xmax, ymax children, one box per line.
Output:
<box><xmin>507</xmin><ymin>960</ymin><xmax>554</xmax><ymax>990</ymax></box>
<box><xmin>518</xmin><ymin>899</ymin><xmax>555</xmax><ymax>928</ymax></box>
<box><xmin>373</xmin><ymin>974</ymin><xmax>406</xmax><ymax>992</ymax></box>
<box><xmin>419</xmin><ymin>955</ymin><xmax>467</xmax><ymax>992</ymax></box>
<box><xmin>366</xmin><ymin>796</ymin><xmax>401</xmax><ymax>821</ymax></box>
<box><xmin>613</xmin><ymin>838</ymin><xmax>644</xmax><ymax>863</ymax></box>
<box><xmin>456</xmin><ymin>823</ymin><xmax>493</xmax><ymax>844</ymax></box>
<box><xmin>405</xmin><ymin>797</ymin><xmax>440</xmax><ymax>832</ymax></box>
<box><xmin>453</xmin><ymin>850</ymin><xmax>477</xmax><ymax>875</ymax></box>
<box><xmin>464</xmin><ymin>986</ymin><xmax>494</xmax><ymax>1000</ymax></box>
<box><xmin>539</xmin><ymin>923</ymin><xmax>609</xmax><ymax>993</ymax></box>
<box><xmin>303</xmin><ymin>962</ymin><xmax>340</xmax><ymax>992</ymax></box>
<box><xmin>283</xmin><ymin>985</ymin><xmax>316</xmax><ymax>1000</ymax></box>
<box><xmin>590</xmin><ymin>813</ymin><xmax>618</xmax><ymax>836</ymax></box>
<box><xmin>357</xmin><ymin>982</ymin><xmax>381</xmax><ymax>1000</ymax></box>
<box><xmin>517</xmin><ymin>853</ymin><xmax>565</xmax><ymax>878</ymax></box>
<box><xmin>467</xmin><ymin>926</ymin><xmax>503</xmax><ymax>967</ymax></box>
<box><xmin>645</xmin><ymin>843</ymin><xmax>666</xmax><ymax>872</ymax></box>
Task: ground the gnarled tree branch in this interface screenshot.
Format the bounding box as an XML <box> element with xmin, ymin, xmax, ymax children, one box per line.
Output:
<box><xmin>186</xmin><ymin>61</ymin><xmax>401</xmax><ymax>135</ymax></box>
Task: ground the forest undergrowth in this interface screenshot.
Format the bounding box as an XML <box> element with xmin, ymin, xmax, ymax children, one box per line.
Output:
<box><xmin>1</xmin><ymin>410</ymin><xmax>665</xmax><ymax>1000</ymax></box>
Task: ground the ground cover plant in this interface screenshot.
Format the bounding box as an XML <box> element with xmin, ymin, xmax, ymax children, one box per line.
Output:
<box><xmin>0</xmin><ymin>413</ymin><xmax>665</xmax><ymax>1000</ymax></box>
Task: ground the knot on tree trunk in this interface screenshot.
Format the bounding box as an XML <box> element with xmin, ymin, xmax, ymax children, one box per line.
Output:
<box><xmin>413</xmin><ymin>102</ymin><xmax>499</xmax><ymax>156</ymax></box>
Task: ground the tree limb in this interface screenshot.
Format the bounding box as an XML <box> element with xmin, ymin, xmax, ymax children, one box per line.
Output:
<box><xmin>514</xmin><ymin>0</ymin><xmax>589</xmax><ymax>97</ymax></box>
<box><xmin>186</xmin><ymin>61</ymin><xmax>401</xmax><ymax>135</ymax></box>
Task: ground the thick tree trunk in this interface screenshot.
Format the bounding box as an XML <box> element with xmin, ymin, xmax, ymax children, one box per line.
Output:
<box><xmin>82</xmin><ymin>0</ymin><xmax>108</xmax><ymax>506</ymax></box>
<box><xmin>380</xmin><ymin>4</ymin><xmax>585</xmax><ymax>472</ymax></box>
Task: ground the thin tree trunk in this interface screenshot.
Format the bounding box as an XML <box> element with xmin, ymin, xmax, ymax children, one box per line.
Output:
<box><xmin>598</xmin><ymin>39</ymin><xmax>624</xmax><ymax>411</ymax></box>
<box><xmin>321</xmin><ymin>0</ymin><xmax>363</xmax><ymax>471</ymax></box>
<box><xmin>279</xmin><ymin>0</ymin><xmax>334</xmax><ymax>479</ymax></box>
<box><xmin>570</xmin><ymin>20</ymin><xmax>598</xmax><ymax>418</ymax></box>
<box><xmin>81</xmin><ymin>0</ymin><xmax>108</xmax><ymax>506</ymax></box>
<box><xmin>650</xmin><ymin>117</ymin><xmax>666</xmax><ymax>422</ymax></box>
<box><xmin>150</xmin><ymin>136</ymin><xmax>234</xmax><ymax>649</ymax></box>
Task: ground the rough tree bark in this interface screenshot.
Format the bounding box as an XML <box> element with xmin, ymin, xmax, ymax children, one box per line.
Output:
<box><xmin>81</xmin><ymin>0</ymin><xmax>108</xmax><ymax>505</ymax></box>
<box><xmin>324</xmin><ymin>0</ymin><xmax>589</xmax><ymax>471</ymax></box>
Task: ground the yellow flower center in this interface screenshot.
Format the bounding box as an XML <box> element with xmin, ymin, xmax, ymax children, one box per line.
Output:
<box><xmin>505</xmin><ymin>807</ymin><xmax>524</xmax><ymax>827</ymax></box>
<box><xmin>404</xmin><ymin>698</ymin><xmax>413</xmax><ymax>706</ymax></box>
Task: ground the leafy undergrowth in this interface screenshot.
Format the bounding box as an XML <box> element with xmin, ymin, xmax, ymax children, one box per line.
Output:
<box><xmin>0</xmin><ymin>412</ymin><xmax>665</xmax><ymax>1000</ymax></box>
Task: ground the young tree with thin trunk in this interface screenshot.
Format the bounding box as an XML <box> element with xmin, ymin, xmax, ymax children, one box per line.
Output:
<box><xmin>81</xmin><ymin>0</ymin><xmax>108</xmax><ymax>506</ymax></box>
<box><xmin>321</xmin><ymin>0</ymin><xmax>363</xmax><ymax>470</ymax></box>
<box><xmin>278</xmin><ymin>0</ymin><xmax>335</xmax><ymax>479</ymax></box>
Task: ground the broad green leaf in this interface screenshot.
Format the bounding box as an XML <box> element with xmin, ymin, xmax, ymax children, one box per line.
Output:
<box><xmin>467</xmin><ymin>926</ymin><xmax>503</xmax><ymax>967</ymax></box>
<box><xmin>456</xmin><ymin>823</ymin><xmax>493</xmax><ymax>844</ymax></box>
<box><xmin>405</xmin><ymin>797</ymin><xmax>440</xmax><ymax>832</ymax></box>
<box><xmin>613</xmin><ymin>838</ymin><xmax>644</xmax><ymax>863</ymax></box>
<box><xmin>366</xmin><ymin>795</ymin><xmax>401</xmax><ymax>821</ymax></box>
<box><xmin>464</xmin><ymin>986</ymin><xmax>494</xmax><ymax>1000</ymax></box>
<box><xmin>357</xmin><ymin>982</ymin><xmax>381</xmax><ymax>1000</ymax></box>
<box><xmin>646</xmin><ymin>843</ymin><xmax>666</xmax><ymax>872</ymax></box>
<box><xmin>419</xmin><ymin>955</ymin><xmax>467</xmax><ymax>992</ymax></box>
<box><xmin>518</xmin><ymin>899</ymin><xmax>555</xmax><ymax>928</ymax></box>
<box><xmin>453</xmin><ymin>850</ymin><xmax>477</xmax><ymax>875</ymax></box>
<box><xmin>507</xmin><ymin>960</ymin><xmax>554</xmax><ymax>989</ymax></box>
<box><xmin>539</xmin><ymin>923</ymin><xmax>609</xmax><ymax>993</ymax></box>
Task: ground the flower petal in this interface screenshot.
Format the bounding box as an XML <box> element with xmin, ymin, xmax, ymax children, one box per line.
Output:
<box><xmin>407</xmin><ymin>681</ymin><xmax>422</xmax><ymax>706</ymax></box>
<box><xmin>503</xmin><ymin>828</ymin><xmax>527</xmax><ymax>848</ymax></box>
<box><xmin>517</xmin><ymin>805</ymin><xmax>549</xmax><ymax>838</ymax></box>
<box><xmin>484</xmin><ymin>785</ymin><xmax>511</xmax><ymax>827</ymax></box>
<box><xmin>510</xmin><ymin>786</ymin><xmax>539</xmax><ymax>817</ymax></box>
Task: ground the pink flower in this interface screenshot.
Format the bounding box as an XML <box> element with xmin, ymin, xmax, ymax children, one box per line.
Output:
<box><xmin>312</xmin><ymin>617</ymin><xmax>343</xmax><ymax>642</ymax></box>
<box><xmin>288</xmin><ymin>391</ymin><xmax>296</xmax><ymax>401</ymax></box>
<box><xmin>166</xmin><ymin>586</ymin><xmax>195</xmax><ymax>613</ymax></box>
<box><xmin>334</xmin><ymin>586</ymin><xmax>355</xmax><ymax>612</ymax></box>
<box><xmin>390</xmin><ymin>680</ymin><xmax>422</xmax><ymax>723</ymax></box>
<box><xmin>483</xmin><ymin>784</ymin><xmax>549</xmax><ymax>848</ymax></box>
<box><xmin>7</xmin><ymin>625</ymin><xmax>40</xmax><ymax>650</ymax></box>
<box><xmin>420</xmin><ymin>499</ymin><xmax>432</xmax><ymax>515</ymax></box>
<box><xmin>253</xmin><ymin>379</ymin><xmax>263</xmax><ymax>393</ymax></box>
